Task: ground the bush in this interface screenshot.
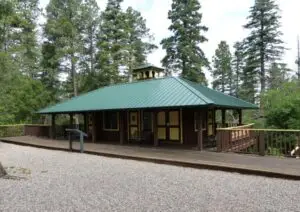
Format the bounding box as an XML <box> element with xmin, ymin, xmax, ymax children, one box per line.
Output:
<box><xmin>0</xmin><ymin>125</ymin><xmax>24</xmax><ymax>137</ymax></box>
<box><xmin>262</xmin><ymin>81</ymin><xmax>300</xmax><ymax>129</ymax></box>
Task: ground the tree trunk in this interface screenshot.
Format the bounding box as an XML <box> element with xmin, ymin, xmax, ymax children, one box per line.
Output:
<box><xmin>71</xmin><ymin>55</ymin><xmax>79</xmax><ymax>125</ymax></box>
<box><xmin>260</xmin><ymin>12</ymin><xmax>266</xmax><ymax>94</ymax></box>
<box><xmin>222</xmin><ymin>72</ymin><xmax>225</xmax><ymax>93</ymax></box>
<box><xmin>235</xmin><ymin>61</ymin><xmax>239</xmax><ymax>97</ymax></box>
<box><xmin>71</xmin><ymin>56</ymin><xmax>78</xmax><ymax>97</ymax></box>
<box><xmin>260</xmin><ymin>49</ymin><xmax>265</xmax><ymax>93</ymax></box>
<box><xmin>0</xmin><ymin>162</ymin><xmax>7</xmax><ymax>177</ymax></box>
<box><xmin>89</xmin><ymin>29</ymin><xmax>94</xmax><ymax>74</ymax></box>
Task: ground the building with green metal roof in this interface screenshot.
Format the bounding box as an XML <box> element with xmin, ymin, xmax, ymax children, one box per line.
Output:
<box><xmin>39</xmin><ymin>65</ymin><xmax>258</xmax><ymax>150</ymax></box>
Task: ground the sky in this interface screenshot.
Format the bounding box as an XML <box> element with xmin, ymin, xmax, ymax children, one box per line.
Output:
<box><xmin>40</xmin><ymin>0</ymin><xmax>300</xmax><ymax>83</ymax></box>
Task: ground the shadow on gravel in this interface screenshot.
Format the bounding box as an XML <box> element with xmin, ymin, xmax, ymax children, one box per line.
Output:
<box><xmin>0</xmin><ymin>162</ymin><xmax>30</xmax><ymax>180</ymax></box>
<box><xmin>1</xmin><ymin>175</ymin><xmax>27</xmax><ymax>180</ymax></box>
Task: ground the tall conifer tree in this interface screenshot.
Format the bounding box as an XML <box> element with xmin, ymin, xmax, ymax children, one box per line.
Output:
<box><xmin>96</xmin><ymin>0</ymin><xmax>156</xmax><ymax>84</ymax></box>
<box><xmin>96</xmin><ymin>0</ymin><xmax>126</xmax><ymax>84</ymax></box>
<box><xmin>243</xmin><ymin>0</ymin><xmax>284</xmax><ymax>94</ymax></box>
<box><xmin>44</xmin><ymin>0</ymin><xmax>85</xmax><ymax>97</ymax></box>
<box><xmin>232</xmin><ymin>42</ymin><xmax>244</xmax><ymax>97</ymax></box>
<box><xmin>161</xmin><ymin>0</ymin><xmax>209</xmax><ymax>84</ymax></box>
<box><xmin>211</xmin><ymin>41</ymin><xmax>233</xmax><ymax>94</ymax></box>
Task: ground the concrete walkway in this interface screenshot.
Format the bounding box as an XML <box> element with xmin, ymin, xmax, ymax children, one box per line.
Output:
<box><xmin>1</xmin><ymin>136</ymin><xmax>300</xmax><ymax>180</ymax></box>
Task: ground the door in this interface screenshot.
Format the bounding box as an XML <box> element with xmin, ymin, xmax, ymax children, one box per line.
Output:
<box><xmin>207</xmin><ymin>109</ymin><xmax>214</xmax><ymax>136</ymax></box>
<box><xmin>157</xmin><ymin>110</ymin><xmax>180</xmax><ymax>142</ymax></box>
<box><xmin>129</xmin><ymin>111</ymin><xmax>140</xmax><ymax>139</ymax></box>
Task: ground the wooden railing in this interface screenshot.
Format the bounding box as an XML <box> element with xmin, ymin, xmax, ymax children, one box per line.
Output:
<box><xmin>216</xmin><ymin>126</ymin><xmax>300</xmax><ymax>157</ymax></box>
<box><xmin>216</xmin><ymin>124</ymin><xmax>255</xmax><ymax>152</ymax></box>
<box><xmin>216</xmin><ymin>122</ymin><xmax>239</xmax><ymax>128</ymax></box>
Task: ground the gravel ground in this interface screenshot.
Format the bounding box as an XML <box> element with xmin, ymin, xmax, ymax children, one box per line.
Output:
<box><xmin>1</xmin><ymin>142</ymin><xmax>300</xmax><ymax>212</ymax></box>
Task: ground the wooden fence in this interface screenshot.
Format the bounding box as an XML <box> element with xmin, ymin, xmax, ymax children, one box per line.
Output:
<box><xmin>216</xmin><ymin>125</ymin><xmax>300</xmax><ymax>157</ymax></box>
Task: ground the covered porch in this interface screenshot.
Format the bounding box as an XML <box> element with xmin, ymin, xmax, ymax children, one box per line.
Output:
<box><xmin>47</xmin><ymin>106</ymin><xmax>245</xmax><ymax>151</ymax></box>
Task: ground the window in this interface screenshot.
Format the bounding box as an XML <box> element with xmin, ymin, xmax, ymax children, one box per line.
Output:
<box><xmin>103</xmin><ymin>112</ymin><xmax>119</xmax><ymax>130</ymax></box>
<box><xmin>194</xmin><ymin>112</ymin><xmax>206</xmax><ymax>132</ymax></box>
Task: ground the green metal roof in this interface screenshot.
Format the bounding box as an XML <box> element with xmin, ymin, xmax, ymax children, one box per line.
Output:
<box><xmin>39</xmin><ymin>77</ymin><xmax>258</xmax><ymax>114</ymax></box>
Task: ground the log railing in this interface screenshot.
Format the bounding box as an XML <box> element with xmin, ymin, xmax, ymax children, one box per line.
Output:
<box><xmin>216</xmin><ymin>126</ymin><xmax>300</xmax><ymax>157</ymax></box>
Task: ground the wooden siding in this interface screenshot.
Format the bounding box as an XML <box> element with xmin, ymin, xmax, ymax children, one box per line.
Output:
<box><xmin>93</xmin><ymin>108</ymin><xmax>210</xmax><ymax>146</ymax></box>
<box><xmin>94</xmin><ymin>111</ymin><xmax>128</xmax><ymax>143</ymax></box>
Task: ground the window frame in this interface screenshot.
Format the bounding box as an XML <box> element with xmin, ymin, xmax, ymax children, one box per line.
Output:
<box><xmin>102</xmin><ymin>111</ymin><xmax>119</xmax><ymax>131</ymax></box>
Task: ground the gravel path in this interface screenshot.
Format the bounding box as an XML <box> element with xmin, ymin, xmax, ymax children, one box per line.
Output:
<box><xmin>1</xmin><ymin>142</ymin><xmax>300</xmax><ymax>212</ymax></box>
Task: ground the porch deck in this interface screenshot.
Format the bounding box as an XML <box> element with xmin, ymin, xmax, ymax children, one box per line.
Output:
<box><xmin>1</xmin><ymin>136</ymin><xmax>300</xmax><ymax>180</ymax></box>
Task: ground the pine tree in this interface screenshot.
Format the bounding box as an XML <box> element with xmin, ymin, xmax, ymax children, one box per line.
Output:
<box><xmin>211</xmin><ymin>41</ymin><xmax>233</xmax><ymax>94</ymax></box>
<box><xmin>81</xmin><ymin>0</ymin><xmax>100</xmax><ymax>75</ymax></box>
<box><xmin>44</xmin><ymin>0</ymin><xmax>85</xmax><ymax>97</ymax></box>
<box><xmin>243</xmin><ymin>0</ymin><xmax>284</xmax><ymax>94</ymax></box>
<box><xmin>96</xmin><ymin>0</ymin><xmax>126</xmax><ymax>84</ymax></box>
<box><xmin>40</xmin><ymin>41</ymin><xmax>60</xmax><ymax>101</ymax></box>
<box><xmin>0</xmin><ymin>0</ymin><xmax>15</xmax><ymax>52</ymax></box>
<box><xmin>161</xmin><ymin>0</ymin><xmax>209</xmax><ymax>84</ymax></box>
<box><xmin>79</xmin><ymin>0</ymin><xmax>102</xmax><ymax>92</ymax></box>
<box><xmin>96</xmin><ymin>1</ymin><xmax>156</xmax><ymax>84</ymax></box>
<box><xmin>239</xmin><ymin>53</ymin><xmax>257</xmax><ymax>103</ymax></box>
<box><xmin>123</xmin><ymin>7</ymin><xmax>157</xmax><ymax>80</ymax></box>
<box><xmin>232</xmin><ymin>42</ymin><xmax>244</xmax><ymax>97</ymax></box>
<box><xmin>15</xmin><ymin>0</ymin><xmax>40</xmax><ymax>78</ymax></box>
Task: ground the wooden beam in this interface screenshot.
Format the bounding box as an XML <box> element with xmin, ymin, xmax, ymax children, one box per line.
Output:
<box><xmin>92</xmin><ymin>112</ymin><xmax>96</xmax><ymax>143</ymax></box>
<box><xmin>69</xmin><ymin>113</ymin><xmax>74</xmax><ymax>128</ymax></box>
<box><xmin>221</xmin><ymin>109</ymin><xmax>226</xmax><ymax>127</ymax></box>
<box><xmin>83</xmin><ymin>113</ymin><xmax>88</xmax><ymax>133</ymax></box>
<box><xmin>50</xmin><ymin>114</ymin><xmax>56</xmax><ymax>139</ymax></box>
<box><xmin>238</xmin><ymin>109</ymin><xmax>242</xmax><ymax>126</ymax></box>
<box><xmin>197</xmin><ymin>111</ymin><xmax>203</xmax><ymax>151</ymax></box>
<box><xmin>153</xmin><ymin>111</ymin><xmax>158</xmax><ymax>146</ymax></box>
<box><xmin>212</xmin><ymin>109</ymin><xmax>216</xmax><ymax>136</ymax></box>
<box><xmin>69</xmin><ymin>113</ymin><xmax>73</xmax><ymax>150</ymax></box>
<box><xmin>119</xmin><ymin>112</ymin><xmax>124</xmax><ymax>145</ymax></box>
<box><xmin>259</xmin><ymin>131</ymin><xmax>265</xmax><ymax>156</ymax></box>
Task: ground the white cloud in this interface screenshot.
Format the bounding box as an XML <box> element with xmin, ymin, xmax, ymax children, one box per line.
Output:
<box><xmin>40</xmin><ymin>0</ymin><xmax>300</xmax><ymax>84</ymax></box>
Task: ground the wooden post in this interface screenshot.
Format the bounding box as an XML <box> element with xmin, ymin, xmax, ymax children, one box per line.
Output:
<box><xmin>238</xmin><ymin>109</ymin><xmax>242</xmax><ymax>126</ymax></box>
<box><xmin>69</xmin><ymin>113</ymin><xmax>73</xmax><ymax>151</ymax></box>
<box><xmin>221</xmin><ymin>109</ymin><xmax>226</xmax><ymax>127</ymax></box>
<box><xmin>51</xmin><ymin>114</ymin><xmax>56</xmax><ymax>139</ymax></box>
<box><xmin>153</xmin><ymin>111</ymin><xmax>158</xmax><ymax>147</ymax></box>
<box><xmin>83</xmin><ymin>113</ymin><xmax>88</xmax><ymax>133</ymax></box>
<box><xmin>92</xmin><ymin>112</ymin><xmax>96</xmax><ymax>143</ymax></box>
<box><xmin>119</xmin><ymin>111</ymin><xmax>124</xmax><ymax>145</ymax></box>
<box><xmin>259</xmin><ymin>131</ymin><xmax>265</xmax><ymax>156</ymax></box>
<box><xmin>216</xmin><ymin>130</ymin><xmax>222</xmax><ymax>152</ymax></box>
<box><xmin>69</xmin><ymin>113</ymin><xmax>74</xmax><ymax>128</ymax></box>
<box><xmin>197</xmin><ymin>111</ymin><xmax>203</xmax><ymax>151</ymax></box>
